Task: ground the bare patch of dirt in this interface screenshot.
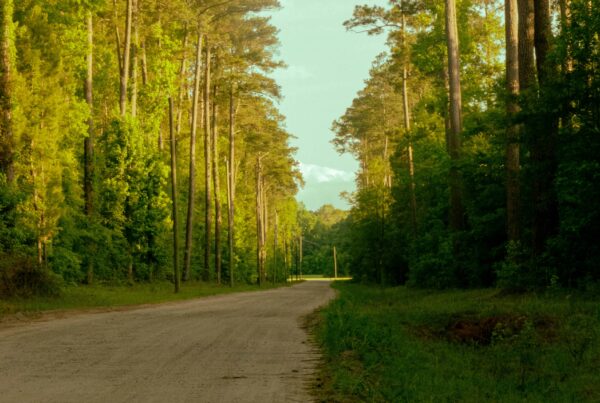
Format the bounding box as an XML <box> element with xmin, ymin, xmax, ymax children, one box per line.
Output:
<box><xmin>413</xmin><ymin>314</ymin><xmax>558</xmax><ymax>346</ymax></box>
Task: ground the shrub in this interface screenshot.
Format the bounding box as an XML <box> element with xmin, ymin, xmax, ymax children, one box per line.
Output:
<box><xmin>0</xmin><ymin>253</ymin><xmax>62</xmax><ymax>298</ymax></box>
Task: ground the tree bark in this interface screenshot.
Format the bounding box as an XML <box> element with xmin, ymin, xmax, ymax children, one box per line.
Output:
<box><xmin>298</xmin><ymin>233</ymin><xmax>303</xmax><ymax>279</ymax></box>
<box><xmin>130</xmin><ymin>0</ymin><xmax>139</xmax><ymax>118</ymax></box>
<box><xmin>84</xmin><ymin>12</ymin><xmax>94</xmax><ymax>217</ymax></box>
<box><xmin>261</xmin><ymin>178</ymin><xmax>268</xmax><ymax>284</ymax></box>
<box><xmin>119</xmin><ymin>0</ymin><xmax>132</xmax><ymax>116</ymax></box>
<box><xmin>445</xmin><ymin>0</ymin><xmax>465</xmax><ymax>231</ymax></box>
<box><xmin>532</xmin><ymin>0</ymin><xmax>559</xmax><ymax>255</ymax></box>
<box><xmin>176</xmin><ymin>28</ymin><xmax>189</xmax><ymax>140</ymax></box>
<box><xmin>203</xmin><ymin>43</ymin><xmax>212</xmax><ymax>282</ymax></box>
<box><xmin>401</xmin><ymin>9</ymin><xmax>417</xmax><ymax>235</ymax></box>
<box><xmin>0</xmin><ymin>0</ymin><xmax>15</xmax><ymax>182</ymax></box>
<box><xmin>226</xmin><ymin>158</ymin><xmax>233</xmax><ymax>286</ymax></box>
<box><xmin>211</xmin><ymin>84</ymin><xmax>222</xmax><ymax>285</ymax></box>
<box><xmin>333</xmin><ymin>246</ymin><xmax>338</xmax><ymax>279</ymax></box>
<box><xmin>227</xmin><ymin>86</ymin><xmax>236</xmax><ymax>287</ymax></box>
<box><xmin>112</xmin><ymin>0</ymin><xmax>123</xmax><ymax>77</ymax></box>
<box><xmin>506</xmin><ymin>0</ymin><xmax>521</xmax><ymax>243</ymax></box>
<box><xmin>273</xmin><ymin>210</ymin><xmax>278</xmax><ymax>284</ymax></box>
<box><xmin>518</xmin><ymin>0</ymin><xmax>536</xmax><ymax>90</ymax></box>
<box><xmin>256</xmin><ymin>157</ymin><xmax>263</xmax><ymax>285</ymax></box>
<box><xmin>84</xmin><ymin>11</ymin><xmax>95</xmax><ymax>284</ymax></box>
<box><xmin>182</xmin><ymin>33</ymin><xmax>203</xmax><ymax>282</ymax></box>
<box><xmin>169</xmin><ymin>98</ymin><xmax>180</xmax><ymax>293</ymax></box>
<box><xmin>141</xmin><ymin>41</ymin><xmax>148</xmax><ymax>86</ymax></box>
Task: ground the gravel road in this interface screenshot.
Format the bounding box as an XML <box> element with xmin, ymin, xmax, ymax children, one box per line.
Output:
<box><xmin>0</xmin><ymin>281</ymin><xmax>335</xmax><ymax>403</ymax></box>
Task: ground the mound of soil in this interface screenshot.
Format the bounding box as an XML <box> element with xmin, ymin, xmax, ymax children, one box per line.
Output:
<box><xmin>446</xmin><ymin>315</ymin><xmax>526</xmax><ymax>345</ymax></box>
<box><xmin>412</xmin><ymin>314</ymin><xmax>557</xmax><ymax>346</ymax></box>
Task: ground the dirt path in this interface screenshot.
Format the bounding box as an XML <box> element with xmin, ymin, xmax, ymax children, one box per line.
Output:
<box><xmin>0</xmin><ymin>281</ymin><xmax>335</xmax><ymax>403</ymax></box>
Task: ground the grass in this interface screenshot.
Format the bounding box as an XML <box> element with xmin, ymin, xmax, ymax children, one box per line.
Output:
<box><xmin>0</xmin><ymin>281</ymin><xmax>291</xmax><ymax>321</ymax></box>
<box><xmin>312</xmin><ymin>282</ymin><xmax>600</xmax><ymax>402</ymax></box>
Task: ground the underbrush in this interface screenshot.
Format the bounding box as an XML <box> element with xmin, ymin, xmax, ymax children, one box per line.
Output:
<box><xmin>313</xmin><ymin>283</ymin><xmax>600</xmax><ymax>402</ymax></box>
<box><xmin>0</xmin><ymin>253</ymin><xmax>62</xmax><ymax>298</ymax></box>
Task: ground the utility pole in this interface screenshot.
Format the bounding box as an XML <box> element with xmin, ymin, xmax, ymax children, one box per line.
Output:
<box><xmin>299</xmin><ymin>234</ymin><xmax>303</xmax><ymax>280</ymax></box>
<box><xmin>333</xmin><ymin>246</ymin><xmax>338</xmax><ymax>279</ymax></box>
<box><xmin>168</xmin><ymin>98</ymin><xmax>180</xmax><ymax>293</ymax></box>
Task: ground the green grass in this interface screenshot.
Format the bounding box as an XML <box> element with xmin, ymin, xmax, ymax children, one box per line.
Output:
<box><xmin>0</xmin><ymin>281</ymin><xmax>290</xmax><ymax>320</ymax></box>
<box><xmin>313</xmin><ymin>283</ymin><xmax>600</xmax><ymax>402</ymax></box>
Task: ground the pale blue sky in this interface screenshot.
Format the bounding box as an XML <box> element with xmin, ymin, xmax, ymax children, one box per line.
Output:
<box><xmin>268</xmin><ymin>0</ymin><xmax>388</xmax><ymax>211</ymax></box>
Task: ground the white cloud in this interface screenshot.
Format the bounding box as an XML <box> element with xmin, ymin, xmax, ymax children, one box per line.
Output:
<box><xmin>300</xmin><ymin>163</ymin><xmax>355</xmax><ymax>184</ymax></box>
<box><xmin>276</xmin><ymin>65</ymin><xmax>314</xmax><ymax>80</ymax></box>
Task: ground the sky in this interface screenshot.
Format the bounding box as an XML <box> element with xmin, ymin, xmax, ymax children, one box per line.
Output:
<box><xmin>267</xmin><ymin>0</ymin><xmax>388</xmax><ymax>211</ymax></box>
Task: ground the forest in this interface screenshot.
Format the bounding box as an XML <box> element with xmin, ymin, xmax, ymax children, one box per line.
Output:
<box><xmin>324</xmin><ymin>0</ymin><xmax>600</xmax><ymax>291</ymax></box>
<box><xmin>0</xmin><ymin>0</ymin><xmax>599</xmax><ymax>294</ymax></box>
<box><xmin>310</xmin><ymin>1</ymin><xmax>600</xmax><ymax>398</ymax></box>
<box><xmin>0</xmin><ymin>0</ymin><xmax>304</xmax><ymax>296</ymax></box>
<box><xmin>1</xmin><ymin>0</ymin><xmax>599</xmax><ymax>400</ymax></box>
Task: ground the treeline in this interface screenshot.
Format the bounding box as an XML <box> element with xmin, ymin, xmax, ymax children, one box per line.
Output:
<box><xmin>334</xmin><ymin>0</ymin><xmax>599</xmax><ymax>289</ymax></box>
<box><xmin>297</xmin><ymin>204</ymin><xmax>350</xmax><ymax>278</ymax></box>
<box><xmin>0</xmin><ymin>0</ymin><xmax>302</xmax><ymax>294</ymax></box>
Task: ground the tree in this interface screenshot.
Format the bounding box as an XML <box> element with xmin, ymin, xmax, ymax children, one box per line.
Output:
<box><xmin>0</xmin><ymin>0</ymin><xmax>15</xmax><ymax>182</ymax></box>
<box><xmin>203</xmin><ymin>41</ymin><xmax>212</xmax><ymax>282</ymax></box>
<box><xmin>445</xmin><ymin>0</ymin><xmax>465</xmax><ymax>232</ymax></box>
<box><xmin>168</xmin><ymin>97</ymin><xmax>180</xmax><ymax>292</ymax></box>
<box><xmin>119</xmin><ymin>0</ymin><xmax>133</xmax><ymax>116</ymax></box>
<box><xmin>183</xmin><ymin>33</ymin><xmax>203</xmax><ymax>282</ymax></box>
<box><xmin>505</xmin><ymin>0</ymin><xmax>521</xmax><ymax>243</ymax></box>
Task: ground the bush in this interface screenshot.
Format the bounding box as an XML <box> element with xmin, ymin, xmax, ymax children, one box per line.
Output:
<box><xmin>0</xmin><ymin>253</ymin><xmax>62</xmax><ymax>298</ymax></box>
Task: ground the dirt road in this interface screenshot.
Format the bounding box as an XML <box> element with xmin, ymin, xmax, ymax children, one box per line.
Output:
<box><xmin>0</xmin><ymin>281</ymin><xmax>335</xmax><ymax>403</ymax></box>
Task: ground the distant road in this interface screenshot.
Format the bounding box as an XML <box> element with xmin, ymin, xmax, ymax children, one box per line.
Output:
<box><xmin>0</xmin><ymin>281</ymin><xmax>335</xmax><ymax>403</ymax></box>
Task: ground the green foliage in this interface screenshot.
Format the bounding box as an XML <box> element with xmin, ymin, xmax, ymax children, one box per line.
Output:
<box><xmin>297</xmin><ymin>204</ymin><xmax>349</xmax><ymax>277</ymax></box>
<box><xmin>0</xmin><ymin>0</ymin><xmax>300</xmax><ymax>292</ymax></box>
<box><xmin>333</xmin><ymin>0</ymin><xmax>600</xmax><ymax>291</ymax></box>
<box><xmin>0</xmin><ymin>252</ymin><xmax>62</xmax><ymax>298</ymax></box>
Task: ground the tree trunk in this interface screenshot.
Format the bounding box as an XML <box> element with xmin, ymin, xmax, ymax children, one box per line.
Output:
<box><xmin>130</xmin><ymin>0</ymin><xmax>139</xmax><ymax>118</ymax></box>
<box><xmin>119</xmin><ymin>0</ymin><xmax>132</xmax><ymax>116</ymax></box>
<box><xmin>505</xmin><ymin>0</ymin><xmax>521</xmax><ymax>243</ymax></box>
<box><xmin>261</xmin><ymin>178</ymin><xmax>268</xmax><ymax>284</ymax></box>
<box><xmin>283</xmin><ymin>236</ymin><xmax>289</xmax><ymax>281</ymax></box>
<box><xmin>169</xmin><ymin>98</ymin><xmax>180</xmax><ymax>293</ymax></box>
<box><xmin>532</xmin><ymin>0</ymin><xmax>559</xmax><ymax>255</ymax></box>
<box><xmin>445</xmin><ymin>0</ymin><xmax>465</xmax><ymax>231</ymax></box>
<box><xmin>84</xmin><ymin>12</ymin><xmax>95</xmax><ymax>214</ymax></box>
<box><xmin>227</xmin><ymin>86</ymin><xmax>236</xmax><ymax>287</ymax></box>
<box><xmin>203</xmin><ymin>42</ymin><xmax>212</xmax><ymax>282</ymax></box>
<box><xmin>176</xmin><ymin>28</ymin><xmax>189</xmax><ymax>140</ymax></box>
<box><xmin>226</xmin><ymin>158</ymin><xmax>234</xmax><ymax>286</ymax></box>
<box><xmin>84</xmin><ymin>12</ymin><xmax>95</xmax><ymax>284</ymax></box>
<box><xmin>273</xmin><ymin>210</ymin><xmax>278</xmax><ymax>284</ymax></box>
<box><xmin>256</xmin><ymin>157</ymin><xmax>263</xmax><ymax>285</ymax></box>
<box><xmin>0</xmin><ymin>0</ymin><xmax>15</xmax><ymax>182</ymax></box>
<box><xmin>299</xmin><ymin>233</ymin><xmax>303</xmax><ymax>279</ymax></box>
<box><xmin>141</xmin><ymin>41</ymin><xmax>148</xmax><ymax>86</ymax></box>
<box><xmin>182</xmin><ymin>33</ymin><xmax>203</xmax><ymax>282</ymax></box>
<box><xmin>518</xmin><ymin>0</ymin><xmax>536</xmax><ymax>90</ymax></box>
<box><xmin>333</xmin><ymin>246</ymin><xmax>338</xmax><ymax>279</ymax></box>
<box><xmin>401</xmin><ymin>10</ymin><xmax>417</xmax><ymax>235</ymax></box>
<box><xmin>112</xmin><ymin>0</ymin><xmax>123</xmax><ymax>78</ymax></box>
<box><xmin>211</xmin><ymin>84</ymin><xmax>222</xmax><ymax>285</ymax></box>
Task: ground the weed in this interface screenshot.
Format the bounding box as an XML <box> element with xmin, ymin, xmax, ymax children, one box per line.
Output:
<box><xmin>312</xmin><ymin>283</ymin><xmax>600</xmax><ymax>402</ymax></box>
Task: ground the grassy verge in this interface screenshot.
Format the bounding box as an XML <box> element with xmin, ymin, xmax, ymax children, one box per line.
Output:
<box><xmin>0</xmin><ymin>281</ymin><xmax>291</xmax><ymax>321</ymax></box>
<box><xmin>313</xmin><ymin>282</ymin><xmax>600</xmax><ymax>402</ymax></box>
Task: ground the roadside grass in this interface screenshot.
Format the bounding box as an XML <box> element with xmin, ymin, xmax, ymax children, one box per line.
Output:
<box><xmin>313</xmin><ymin>282</ymin><xmax>600</xmax><ymax>402</ymax></box>
<box><xmin>0</xmin><ymin>281</ymin><xmax>291</xmax><ymax>320</ymax></box>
